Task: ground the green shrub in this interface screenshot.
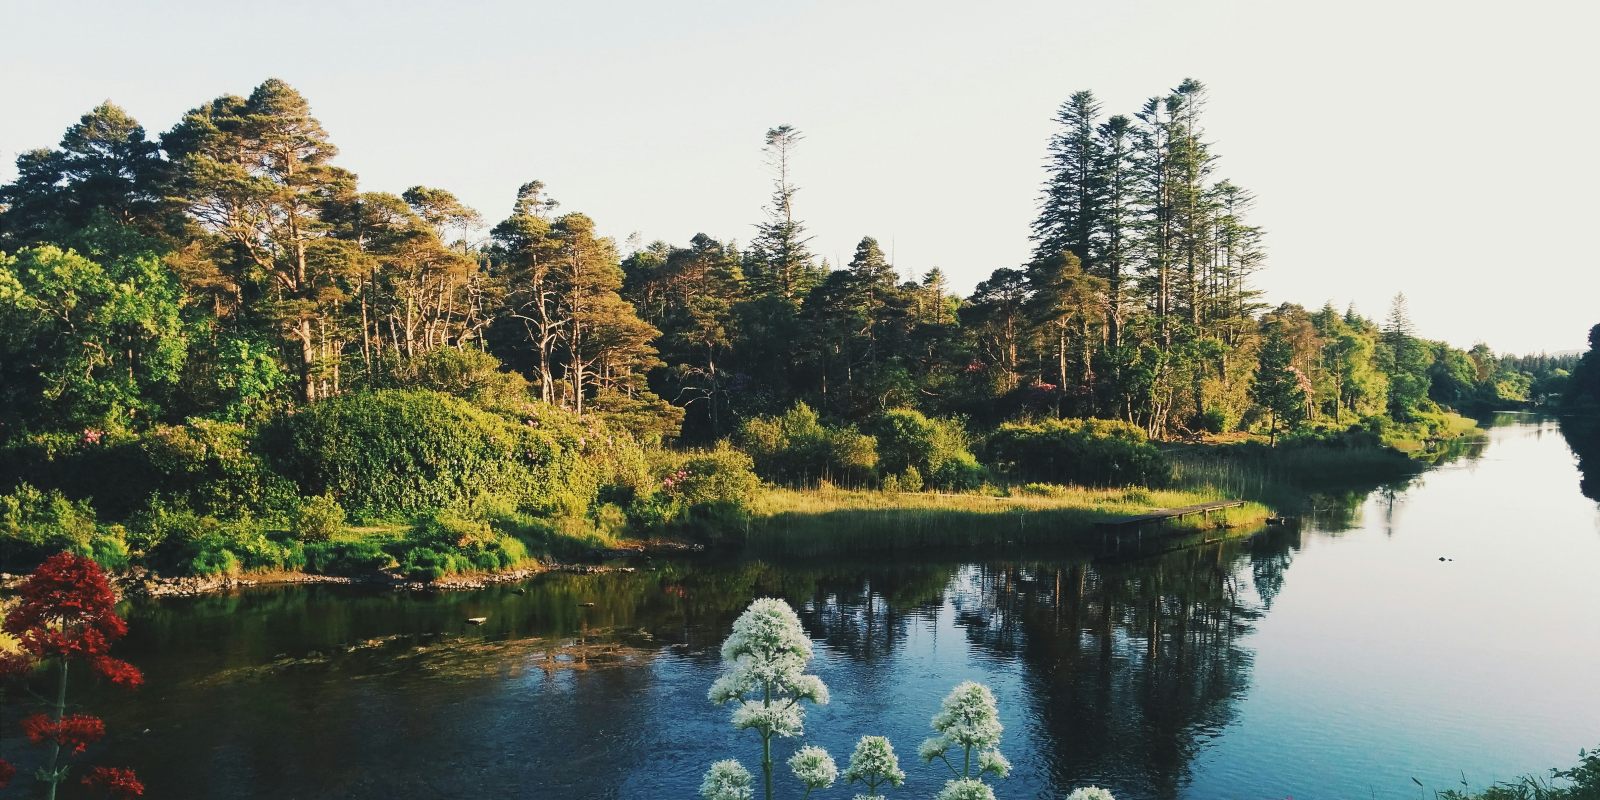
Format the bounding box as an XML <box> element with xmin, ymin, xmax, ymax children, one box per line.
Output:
<box><xmin>302</xmin><ymin>539</ymin><xmax>395</xmax><ymax>576</ymax></box>
<box><xmin>1193</xmin><ymin>407</ymin><xmax>1231</xmax><ymax>434</ymax></box>
<box><xmin>0</xmin><ymin>483</ymin><xmax>97</xmax><ymax>561</ymax></box>
<box><xmin>188</xmin><ymin>547</ymin><xmax>240</xmax><ymax>577</ymax></box>
<box><xmin>866</xmin><ymin>409</ymin><xmax>985</xmax><ymax>491</ymax></box>
<box><xmin>634</xmin><ymin>444</ymin><xmax>761</xmax><ymax>540</ymax></box>
<box><xmin>664</xmin><ymin>445</ymin><xmax>761</xmax><ymax>510</ymax></box>
<box><xmin>392</xmin><ymin>511</ymin><xmax>530</xmax><ymax>580</ymax></box>
<box><xmin>985</xmin><ymin>418</ymin><xmax>1170</xmax><ymax>487</ymax></box>
<box><xmin>384</xmin><ymin>347</ymin><xmax>533</xmax><ymax>412</ymax></box>
<box><xmin>263</xmin><ymin>389</ymin><xmax>605</xmax><ymax>519</ymax></box>
<box><xmin>136</xmin><ymin>420</ymin><xmax>296</xmax><ymax>518</ymax></box>
<box><xmin>0</xmin><ymin>421</ymin><xmax>294</xmax><ymax>521</ymax></box>
<box><xmin>738</xmin><ymin>403</ymin><xmax>878</xmax><ymax>487</ymax></box>
<box><xmin>126</xmin><ymin>504</ymin><xmax>298</xmax><ymax>576</ymax></box>
<box><xmin>291</xmin><ymin>494</ymin><xmax>346</xmax><ymax>542</ymax></box>
<box><xmin>395</xmin><ymin>546</ymin><xmax>453</xmax><ymax>582</ymax></box>
<box><xmin>0</xmin><ymin>483</ymin><xmax>129</xmax><ymax>570</ymax></box>
<box><xmin>1436</xmin><ymin>742</ymin><xmax>1600</xmax><ymax>799</ymax></box>
<box><xmin>1015</xmin><ymin>482</ymin><xmax>1066</xmax><ymax>497</ymax></box>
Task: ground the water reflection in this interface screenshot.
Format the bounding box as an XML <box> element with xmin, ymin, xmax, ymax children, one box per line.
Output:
<box><xmin>32</xmin><ymin>533</ymin><xmax>1309</xmax><ymax>799</ymax></box>
<box><xmin>1558</xmin><ymin>414</ymin><xmax>1600</xmax><ymax>502</ymax></box>
<box><xmin>7</xmin><ymin>416</ymin><xmax>1596</xmax><ymax>799</ymax></box>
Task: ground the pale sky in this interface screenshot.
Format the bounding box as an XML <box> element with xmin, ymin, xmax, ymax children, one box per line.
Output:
<box><xmin>3</xmin><ymin>0</ymin><xmax>1595</xmax><ymax>354</ymax></box>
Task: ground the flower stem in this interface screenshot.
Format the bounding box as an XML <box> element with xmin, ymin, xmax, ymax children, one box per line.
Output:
<box><xmin>762</xmin><ymin>682</ymin><xmax>773</xmax><ymax>800</ymax></box>
<box><xmin>45</xmin><ymin>656</ymin><xmax>69</xmax><ymax>800</ymax></box>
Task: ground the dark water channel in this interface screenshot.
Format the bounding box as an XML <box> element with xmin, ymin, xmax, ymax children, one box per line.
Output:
<box><xmin>8</xmin><ymin>414</ymin><xmax>1598</xmax><ymax>799</ymax></box>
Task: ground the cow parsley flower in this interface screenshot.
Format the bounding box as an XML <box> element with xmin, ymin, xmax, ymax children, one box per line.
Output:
<box><xmin>705</xmin><ymin>598</ymin><xmax>831</xmax><ymax>800</ymax></box>
<box><xmin>843</xmin><ymin>735</ymin><xmax>906</xmax><ymax>797</ymax></box>
<box><xmin>1065</xmin><ymin>787</ymin><xmax>1116</xmax><ymax>800</ymax></box>
<box><xmin>731</xmin><ymin>699</ymin><xmax>803</xmax><ymax>738</ymax></box>
<box><xmin>931</xmin><ymin>681</ymin><xmax>1003</xmax><ymax>751</ymax></box>
<box><xmin>921</xmin><ymin>681</ymin><xmax>1009</xmax><ymax>794</ymax></box>
<box><xmin>976</xmin><ymin>748</ymin><xmax>1010</xmax><ymax>779</ymax></box>
<box><xmin>788</xmin><ymin>745</ymin><xmax>838</xmax><ymax>792</ymax></box>
<box><xmin>934</xmin><ymin>777</ymin><xmax>997</xmax><ymax>800</ymax></box>
<box><xmin>700</xmin><ymin>759</ymin><xmax>754</xmax><ymax>800</ymax></box>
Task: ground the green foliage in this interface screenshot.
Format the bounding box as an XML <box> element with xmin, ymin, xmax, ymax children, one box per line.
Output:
<box><xmin>0</xmin><ymin>245</ymin><xmax>186</xmax><ymax>432</ymax></box>
<box><xmin>394</xmin><ymin>511</ymin><xmax>530</xmax><ymax>580</ymax></box>
<box><xmin>738</xmin><ymin>403</ymin><xmax>878</xmax><ymax>487</ymax></box>
<box><xmin>632</xmin><ymin>444</ymin><xmax>761</xmax><ymax>540</ymax></box>
<box><xmin>1436</xmin><ymin>744</ymin><xmax>1599</xmax><ymax>800</ymax></box>
<box><xmin>134</xmin><ymin>420</ymin><xmax>295</xmax><ymax>518</ymax></box>
<box><xmin>985</xmin><ymin>418</ymin><xmax>1170</xmax><ymax>487</ymax></box>
<box><xmin>0</xmin><ymin>419</ymin><xmax>294</xmax><ymax>522</ymax></box>
<box><xmin>126</xmin><ymin>504</ymin><xmax>300</xmax><ymax>576</ymax></box>
<box><xmin>0</xmin><ymin>483</ymin><xmax>128</xmax><ymax>570</ymax></box>
<box><xmin>265</xmin><ymin>389</ymin><xmax>602</xmax><ymax>519</ymax></box>
<box><xmin>1565</xmin><ymin>325</ymin><xmax>1600</xmax><ymax>412</ymax></box>
<box><xmin>385</xmin><ymin>347</ymin><xmax>531</xmax><ymax>411</ymax></box>
<box><xmin>290</xmin><ymin>494</ymin><xmax>345</xmax><ymax>542</ymax></box>
<box><xmin>209</xmin><ymin>336</ymin><xmax>289</xmax><ymax>423</ymax></box>
<box><xmin>301</xmin><ymin>539</ymin><xmax>393</xmax><ymax>576</ymax></box>
<box><xmin>866</xmin><ymin>408</ymin><xmax>985</xmax><ymax>490</ymax></box>
<box><xmin>1250</xmin><ymin>330</ymin><xmax>1310</xmax><ymax>444</ymax></box>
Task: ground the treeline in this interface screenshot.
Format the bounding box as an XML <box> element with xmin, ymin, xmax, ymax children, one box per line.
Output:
<box><xmin>0</xmin><ymin>78</ymin><xmax>1586</xmax><ymax>565</ymax></box>
<box><xmin>0</xmin><ymin>78</ymin><xmax>1571</xmax><ymax>452</ymax></box>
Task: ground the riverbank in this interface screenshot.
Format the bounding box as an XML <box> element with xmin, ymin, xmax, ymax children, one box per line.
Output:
<box><xmin>744</xmin><ymin>485</ymin><xmax>1272</xmax><ymax>557</ymax></box>
<box><xmin>1</xmin><ymin>488</ymin><xmax>1269</xmax><ymax>598</ymax></box>
<box><xmin>0</xmin><ymin>547</ymin><xmax>686</xmax><ymax>601</ymax></box>
<box><xmin>6</xmin><ymin>419</ymin><xmax>1487</xmax><ymax>598</ymax></box>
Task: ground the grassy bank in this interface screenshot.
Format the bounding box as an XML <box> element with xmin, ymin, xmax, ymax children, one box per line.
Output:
<box><xmin>744</xmin><ymin>485</ymin><xmax>1270</xmax><ymax>557</ymax></box>
<box><xmin>1384</xmin><ymin>410</ymin><xmax>1486</xmax><ymax>457</ymax></box>
<box><xmin>1165</xmin><ymin>410</ymin><xmax>1486</xmax><ymax>516</ymax></box>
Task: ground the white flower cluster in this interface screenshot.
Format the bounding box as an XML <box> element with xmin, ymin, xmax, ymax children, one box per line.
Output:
<box><xmin>934</xmin><ymin>777</ymin><xmax>997</xmax><ymax>800</ymax></box>
<box><xmin>707</xmin><ymin>597</ymin><xmax>830</xmax><ymax>739</ymax></box>
<box><xmin>921</xmin><ymin>681</ymin><xmax>1008</xmax><ymax>779</ymax></box>
<box><xmin>700</xmin><ymin>759</ymin><xmax>754</xmax><ymax>800</ymax></box>
<box><xmin>1065</xmin><ymin>787</ymin><xmax>1116</xmax><ymax>800</ymax></box>
<box><xmin>977</xmin><ymin>749</ymin><xmax>1011</xmax><ymax>779</ymax></box>
<box><xmin>842</xmin><ymin>735</ymin><xmax>906</xmax><ymax>797</ymax></box>
<box><xmin>788</xmin><ymin>745</ymin><xmax>838</xmax><ymax>790</ymax></box>
<box><xmin>929</xmin><ymin>681</ymin><xmax>1004</xmax><ymax>751</ymax></box>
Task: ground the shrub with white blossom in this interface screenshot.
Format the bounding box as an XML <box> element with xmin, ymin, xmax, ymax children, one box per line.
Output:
<box><xmin>704</xmin><ymin>597</ymin><xmax>833</xmax><ymax>800</ymax></box>
<box><xmin>842</xmin><ymin>735</ymin><xmax>906</xmax><ymax>798</ymax></box>
<box><xmin>920</xmin><ymin>681</ymin><xmax>1010</xmax><ymax>798</ymax></box>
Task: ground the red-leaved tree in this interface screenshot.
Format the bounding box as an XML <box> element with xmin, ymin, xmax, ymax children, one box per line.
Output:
<box><xmin>1</xmin><ymin>552</ymin><xmax>144</xmax><ymax>799</ymax></box>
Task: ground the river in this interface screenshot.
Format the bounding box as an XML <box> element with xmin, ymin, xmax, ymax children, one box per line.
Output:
<box><xmin>12</xmin><ymin>413</ymin><xmax>1598</xmax><ymax>799</ymax></box>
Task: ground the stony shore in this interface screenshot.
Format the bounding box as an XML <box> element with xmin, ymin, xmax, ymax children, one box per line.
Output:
<box><xmin>0</xmin><ymin>540</ymin><xmax>704</xmax><ymax>601</ymax></box>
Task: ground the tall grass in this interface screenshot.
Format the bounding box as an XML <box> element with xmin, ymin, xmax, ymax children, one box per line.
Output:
<box><xmin>744</xmin><ymin>486</ymin><xmax>1269</xmax><ymax>557</ymax></box>
<box><xmin>1169</xmin><ymin>444</ymin><xmax>1417</xmax><ymax>499</ymax></box>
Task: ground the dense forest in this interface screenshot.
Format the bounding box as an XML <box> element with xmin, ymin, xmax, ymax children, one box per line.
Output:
<box><xmin>1</xmin><ymin>77</ymin><xmax>1593</xmax><ymax>576</ymax></box>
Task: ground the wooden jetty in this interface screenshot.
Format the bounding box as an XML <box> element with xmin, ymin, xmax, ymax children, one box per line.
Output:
<box><xmin>1098</xmin><ymin>499</ymin><xmax>1246</xmax><ymax>528</ymax></box>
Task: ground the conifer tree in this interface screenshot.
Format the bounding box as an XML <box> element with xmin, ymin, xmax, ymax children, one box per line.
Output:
<box><xmin>748</xmin><ymin>125</ymin><xmax>820</xmax><ymax>303</ymax></box>
<box><xmin>1033</xmin><ymin>90</ymin><xmax>1102</xmax><ymax>266</ymax></box>
<box><xmin>1251</xmin><ymin>329</ymin><xmax>1309</xmax><ymax>445</ymax></box>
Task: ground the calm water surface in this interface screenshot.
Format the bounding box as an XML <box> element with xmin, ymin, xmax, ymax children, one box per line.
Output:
<box><xmin>11</xmin><ymin>414</ymin><xmax>1598</xmax><ymax>799</ymax></box>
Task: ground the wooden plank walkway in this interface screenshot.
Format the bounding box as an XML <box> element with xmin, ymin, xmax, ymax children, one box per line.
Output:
<box><xmin>1098</xmin><ymin>499</ymin><xmax>1246</xmax><ymax>527</ymax></box>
